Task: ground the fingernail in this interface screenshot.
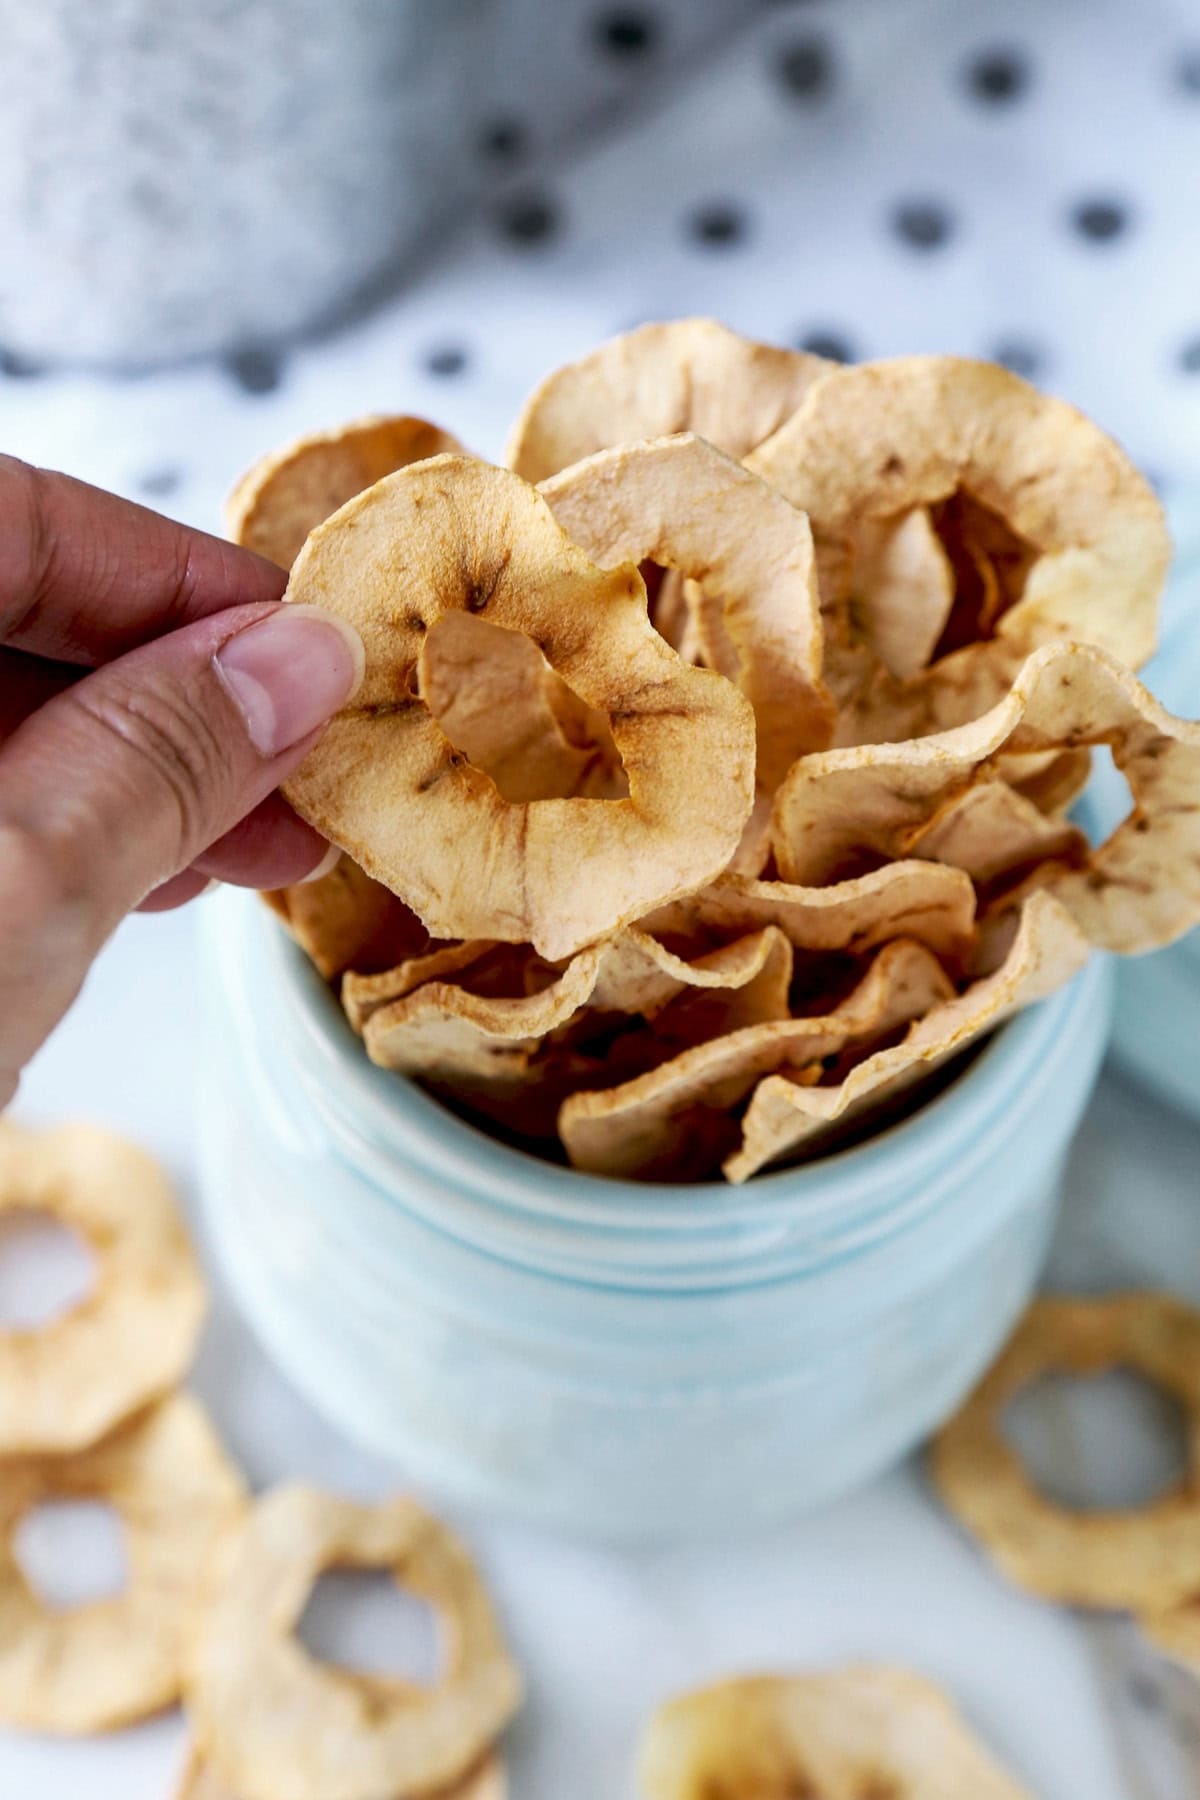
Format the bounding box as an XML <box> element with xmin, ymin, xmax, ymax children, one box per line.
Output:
<box><xmin>297</xmin><ymin>840</ymin><xmax>342</xmax><ymax>885</ymax></box>
<box><xmin>214</xmin><ymin>604</ymin><xmax>365</xmax><ymax>757</ymax></box>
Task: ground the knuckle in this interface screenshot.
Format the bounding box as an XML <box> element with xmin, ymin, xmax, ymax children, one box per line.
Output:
<box><xmin>68</xmin><ymin>667</ymin><xmax>238</xmax><ymax>864</ymax></box>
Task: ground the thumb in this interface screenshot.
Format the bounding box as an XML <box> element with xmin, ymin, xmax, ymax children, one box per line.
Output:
<box><xmin>0</xmin><ymin>601</ymin><xmax>362</xmax><ymax>1096</ymax></box>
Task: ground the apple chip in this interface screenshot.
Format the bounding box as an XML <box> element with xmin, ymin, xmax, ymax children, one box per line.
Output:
<box><xmin>227</xmin><ymin>414</ymin><xmax>465</xmax><ymax>573</ymax></box>
<box><xmin>773</xmin><ymin>642</ymin><xmax>1200</xmax><ymax>955</ymax></box>
<box><xmin>0</xmin><ymin>1120</ymin><xmax>207</xmax><ymax>1454</ymax></box>
<box><xmin>852</xmin><ymin>506</ymin><xmax>955</xmax><ymax>681</ymax></box>
<box><xmin>560</xmin><ymin>939</ymin><xmax>954</xmax><ymax>1181</ymax></box>
<box><xmin>540</xmin><ymin>434</ymin><xmax>834</xmax><ymax>784</ymax></box>
<box><xmin>638</xmin><ymin>1666</ymin><xmax>1031</xmax><ymax>1799</ymax></box>
<box><xmin>931</xmin><ymin>1293</ymin><xmax>1200</xmax><ymax>1610</ymax></box>
<box><xmin>0</xmin><ymin>1395</ymin><xmax>246</xmax><ymax>1733</ymax></box>
<box><xmin>748</xmin><ymin>356</ymin><xmax>1168</xmax><ymax>739</ymax></box>
<box><xmin>344</xmin><ymin>941</ymin><xmax>498</xmax><ymax>1034</ymax></box>
<box><xmin>904</xmin><ymin>780</ymin><xmax>1088</xmax><ymax>891</ymax></box>
<box><xmin>504</xmin><ymin>317</ymin><xmax>830</xmax><ymax>482</ymax></box>
<box><xmin>999</xmin><ymin>747</ymin><xmax>1092</xmax><ymax>816</ymax></box>
<box><xmin>419</xmin><ymin>611</ymin><xmax>626</xmax><ymax>804</ymax></box>
<box><xmin>1140</xmin><ymin>1602</ymin><xmax>1200</xmax><ymax>1678</ymax></box>
<box><xmin>175</xmin><ymin>1745</ymin><xmax>507</xmax><ymax>1800</ymax></box>
<box><xmin>282</xmin><ymin>456</ymin><xmax>756</xmax><ymax>960</ymax></box>
<box><xmin>263</xmin><ymin>855</ymin><xmax>430</xmax><ymax>982</ymax></box>
<box><xmin>726</xmin><ymin>891</ymin><xmax>1090</xmax><ymax>1181</ymax></box>
<box><xmin>362</xmin><ymin>927</ymin><xmax>794</xmax><ymax>1089</ymax></box>
<box><xmin>187</xmin><ymin>1485</ymin><xmax>522</xmax><ymax>1800</ymax></box>
<box><xmin>640</xmin><ymin>861</ymin><xmax>977</xmax><ymax>967</ymax></box>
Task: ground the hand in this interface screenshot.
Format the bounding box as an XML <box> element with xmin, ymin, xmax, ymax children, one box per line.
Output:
<box><xmin>0</xmin><ymin>455</ymin><xmax>364</xmax><ymax>1104</ymax></box>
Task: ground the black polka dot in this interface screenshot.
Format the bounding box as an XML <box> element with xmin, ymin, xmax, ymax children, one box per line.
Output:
<box><xmin>891</xmin><ymin>199</ymin><xmax>955</xmax><ymax>250</ymax></box>
<box><xmin>592</xmin><ymin>8</ymin><xmax>659</xmax><ymax>57</ymax></box>
<box><xmin>478</xmin><ymin>117</ymin><xmax>528</xmax><ymax>163</ymax></box>
<box><xmin>1071</xmin><ymin>198</ymin><xmax>1128</xmax><ymax>243</ymax></box>
<box><xmin>0</xmin><ymin>348</ymin><xmax>46</xmax><ymax>379</ymax></box>
<box><xmin>496</xmin><ymin>191</ymin><xmax>560</xmax><ymax>246</ymax></box>
<box><xmin>797</xmin><ymin>329</ymin><xmax>854</xmax><ymax>363</ymax></box>
<box><xmin>991</xmin><ymin>339</ymin><xmax>1045</xmax><ymax>380</ymax></box>
<box><xmin>1178</xmin><ymin>337</ymin><xmax>1200</xmax><ymax>374</ymax></box>
<box><xmin>138</xmin><ymin>465</ymin><xmax>183</xmax><ymax>498</ymax></box>
<box><xmin>687</xmin><ymin>201</ymin><xmax>749</xmax><ymax>249</ymax></box>
<box><xmin>776</xmin><ymin>36</ymin><xmax>833</xmax><ymax>100</ymax></box>
<box><xmin>1174</xmin><ymin>47</ymin><xmax>1200</xmax><ymax>94</ymax></box>
<box><xmin>423</xmin><ymin>344</ymin><xmax>469</xmax><ymax>378</ymax></box>
<box><xmin>964</xmin><ymin>46</ymin><xmax>1029</xmax><ymax>103</ymax></box>
<box><xmin>224</xmin><ymin>345</ymin><xmax>285</xmax><ymax>395</ymax></box>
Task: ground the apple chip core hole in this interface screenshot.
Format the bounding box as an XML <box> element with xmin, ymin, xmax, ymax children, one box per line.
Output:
<box><xmin>420</xmin><ymin>612</ymin><xmax>628</xmax><ymax>802</ymax></box>
<box><xmin>0</xmin><ymin>1209</ymin><xmax>94</xmax><ymax>1330</ymax></box>
<box><xmin>1005</xmin><ymin>1367</ymin><xmax>1190</xmax><ymax>1512</ymax></box>
<box><xmin>297</xmin><ymin>1568</ymin><xmax>442</xmax><ymax>1686</ymax></box>
<box><xmin>16</xmin><ymin>1500</ymin><xmax>129</xmax><ymax>1609</ymax></box>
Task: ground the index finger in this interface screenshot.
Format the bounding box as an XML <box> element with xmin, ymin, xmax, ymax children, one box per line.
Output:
<box><xmin>0</xmin><ymin>454</ymin><xmax>288</xmax><ymax>667</ymax></box>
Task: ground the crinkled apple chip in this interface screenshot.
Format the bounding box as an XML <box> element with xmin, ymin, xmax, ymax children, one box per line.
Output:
<box><xmin>904</xmin><ymin>780</ymin><xmax>1088</xmax><ymax>891</ymax></box>
<box><xmin>932</xmin><ymin>1293</ymin><xmax>1200</xmax><ymax>1610</ymax></box>
<box><xmin>560</xmin><ymin>939</ymin><xmax>953</xmax><ymax>1181</ymax></box>
<box><xmin>0</xmin><ymin>1395</ymin><xmax>246</xmax><ymax>1733</ymax></box>
<box><xmin>0</xmin><ymin>1121</ymin><xmax>207</xmax><ymax>1454</ymax></box>
<box><xmin>638</xmin><ymin>1666</ymin><xmax>1031</xmax><ymax>1800</ymax></box>
<box><xmin>998</xmin><ymin>747</ymin><xmax>1092</xmax><ymax>816</ymax></box>
<box><xmin>851</xmin><ymin>506</ymin><xmax>955</xmax><ymax>681</ymax></box>
<box><xmin>263</xmin><ymin>855</ymin><xmax>430</xmax><ymax>982</ymax></box>
<box><xmin>362</xmin><ymin>927</ymin><xmax>794</xmax><ymax>1089</ymax></box>
<box><xmin>748</xmin><ymin>357</ymin><xmax>1168</xmax><ymax>740</ymax></box>
<box><xmin>540</xmin><ymin>434</ymin><xmax>834</xmax><ymax>784</ymax></box>
<box><xmin>419</xmin><ymin>611</ymin><xmax>626</xmax><ymax>804</ymax></box>
<box><xmin>640</xmin><ymin>861</ymin><xmax>977</xmax><ymax>967</ymax></box>
<box><xmin>282</xmin><ymin>457</ymin><xmax>756</xmax><ymax>960</ymax></box>
<box><xmin>226</xmin><ymin>414</ymin><xmax>465</xmax><ymax>573</ymax></box>
<box><xmin>505</xmin><ymin>318</ymin><xmax>830</xmax><ymax>482</ymax></box>
<box><xmin>773</xmin><ymin>642</ymin><xmax>1200</xmax><ymax>955</ymax></box>
<box><xmin>186</xmin><ymin>1485</ymin><xmax>521</xmax><ymax>1800</ymax></box>
<box><xmin>344</xmin><ymin>941</ymin><xmax>499</xmax><ymax>1034</ymax></box>
<box><xmin>726</xmin><ymin>891</ymin><xmax>1089</xmax><ymax>1182</ymax></box>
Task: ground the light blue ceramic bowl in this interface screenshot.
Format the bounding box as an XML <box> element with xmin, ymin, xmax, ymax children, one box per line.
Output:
<box><xmin>1091</xmin><ymin>487</ymin><xmax>1200</xmax><ymax>1121</ymax></box>
<box><xmin>197</xmin><ymin>891</ymin><xmax>1111</xmax><ymax>1541</ymax></box>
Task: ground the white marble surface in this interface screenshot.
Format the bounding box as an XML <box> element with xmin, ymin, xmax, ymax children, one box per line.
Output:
<box><xmin>3</xmin><ymin>907</ymin><xmax>1199</xmax><ymax>1799</ymax></box>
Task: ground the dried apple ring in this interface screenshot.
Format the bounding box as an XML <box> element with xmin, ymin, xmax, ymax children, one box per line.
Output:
<box><xmin>772</xmin><ymin>641</ymin><xmax>1200</xmax><ymax>956</ymax></box>
<box><xmin>0</xmin><ymin>1120</ymin><xmax>207</xmax><ymax>1454</ymax></box>
<box><xmin>931</xmin><ymin>1293</ymin><xmax>1200</xmax><ymax>1610</ymax></box>
<box><xmin>175</xmin><ymin>1744</ymin><xmax>507</xmax><ymax>1800</ymax></box>
<box><xmin>0</xmin><ymin>1395</ymin><xmax>246</xmax><ymax>1732</ymax></box>
<box><xmin>638</xmin><ymin>1666</ymin><xmax>1031</xmax><ymax>1799</ymax></box>
<box><xmin>282</xmin><ymin>456</ymin><xmax>756</xmax><ymax>961</ymax></box>
<box><xmin>227</xmin><ymin>414</ymin><xmax>465</xmax><ymax>573</ymax></box>
<box><xmin>559</xmin><ymin>939</ymin><xmax>954</xmax><ymax>1181</ymax></box>
<box><xmin>360</xmin><ymin>926</ymin><xmax>794</xmax><ymax>1092</ymax></box>
<box><xmin>505</xmin><ymin>317</ymin><xmax>830</xmax><ymax>482</ymax></box>
<box><xmin>539</xmin><ymin>434</ymin><xmax>834</xmax><ymax>785</ymax></box>
<box><xmin>748</xmin><ymin>356</ymin><xmax>1169</xmax><ymax>739</ymax></box>
<box><xmin>187</xmin><ymin>1485</ymin><xmax>522</xmax><ymax>1800</ymax></box>
<box><xmin>727</xmin><ymin>891</ymin><xmax>1089</xmax><ymax>1182</ymax></box>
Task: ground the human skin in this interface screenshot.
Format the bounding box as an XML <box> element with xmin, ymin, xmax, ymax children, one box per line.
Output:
<box><xmin>0</xmin><ymin>455</ymin><xmax>364</xmax><ymax>1105</ymax></box>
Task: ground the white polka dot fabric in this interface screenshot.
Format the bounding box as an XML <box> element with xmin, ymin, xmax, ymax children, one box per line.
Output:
<box><xmin>4</xmin><ymin>0</ymin><xmax>1200</xmax><ymax>526</ymax></box>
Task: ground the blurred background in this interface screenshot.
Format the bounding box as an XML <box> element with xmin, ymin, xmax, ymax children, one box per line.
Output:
<box><xmin>4</xmin><ymin>0</ymin><xmax>1200</xmax><ymax>529</ymax></box>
